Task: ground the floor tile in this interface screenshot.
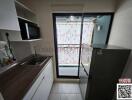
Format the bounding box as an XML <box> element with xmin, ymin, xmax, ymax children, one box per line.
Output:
<box><xmin>51</xmin><ymin>83</ymin><xmax>81</xmax><ymax>94</ymax></box>
<box><xmin>60</xmin><ymin>94</ymin><xmax>83</xmax><ymax>100</ymax></box>
<box><xmin>59</xmin><ymin>67</ymin><xmax>78</xmax><ymax>76</ymax></box>
<box><xmin>48</xmin><ymin>93</ymin><xmax>61</xmax><ymax>100</ymax></box>
<box><xmin>49</xmin><ymin>82</ymin><xmax>82</xmax><ymax>100</ymax></box>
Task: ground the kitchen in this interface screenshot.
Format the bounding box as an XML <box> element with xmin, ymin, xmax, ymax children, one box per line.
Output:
<box><xmin>0</xmin><ymin>0</ymin><xmax>132</xmax><ymax>100</ymax></box>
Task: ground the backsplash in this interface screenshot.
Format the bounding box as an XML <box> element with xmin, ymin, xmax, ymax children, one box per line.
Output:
<box><xmin>0</xmin><ymin>41</ymin><xmax>13</xmax><ymax>67</ymax></box>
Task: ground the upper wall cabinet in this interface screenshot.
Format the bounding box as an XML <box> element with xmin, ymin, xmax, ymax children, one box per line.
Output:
<box><xmin>0</xmin><ymin>0</ymin><xmax>40</xmax><ymax>42</ymax></box>
<box><xmin>15</xmin><ymin>0</ymin><xmax>37</xmax><ymax>24</ymax></box>
<box><xmin>0</xmin><ymin>0</ymin><xmax>20</xmax><ymax>31</ymax></box>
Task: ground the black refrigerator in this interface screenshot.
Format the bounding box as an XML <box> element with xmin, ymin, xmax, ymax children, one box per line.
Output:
<box><xmin>79</xmin><ymin>44</ymin><xmax>131</xmax><ymax>100</ymax></box>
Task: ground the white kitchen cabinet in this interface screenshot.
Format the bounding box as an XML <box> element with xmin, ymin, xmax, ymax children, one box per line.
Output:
<box><xmin>0</xmin><ymin>0</ymin><xmax>20</xmax><ymax>31</ymax></box>
<box><xmin>23</xmin><ymin>58</ymin><xmax>53</xmax><ymax>100</ymax></box>
<box><xmin>32</xmin><ymin>59</ymin><xmax>53</xmax><ymax>100</ymax></box>
<box><xmin>15</xmin><ymin>1</ymin><xmax>37</xmax><ymax>24</ymax></box>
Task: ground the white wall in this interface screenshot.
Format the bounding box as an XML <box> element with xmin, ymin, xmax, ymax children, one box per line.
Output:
<box><xmin>0</xmin><ymin>30</ymin><xmax>22</xmax><ymax>41</ymax></box>
<box><xmin>109</xmin><ymin>0</ymin><xmax>132</xmax><ymax>78</ymax></box>
<box><xmin>11</xmin><ymin>42</ymin><xmax>34</xmax><ymax>61</ymax></box>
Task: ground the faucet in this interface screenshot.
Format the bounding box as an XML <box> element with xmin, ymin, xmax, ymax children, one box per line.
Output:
<box><xmin>33</xmin><ymin>46</ymin><xmax>38</xmax><ymax>58</ymax></box>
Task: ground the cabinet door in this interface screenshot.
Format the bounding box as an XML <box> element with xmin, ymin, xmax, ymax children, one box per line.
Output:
<box><xmin>31</xmin><ymin>76</ymin><xmax>48</xmax><ymax>100</ymax></box>
<box><xmin>45</xmin><ymin>59</ymin><xmax>53</xmax><ymax>94</ymax></box>
<box><xmin>23</xmin><ymin>59</ymin><xmax>53</xmax><ymax>100</ymax></box>
<box><xmin>0</xmin><ymin>0</ymin><xmax>20</xmax><ymax>30</ymax></box>
<box><xmin>32</xmin><ymin>59</ymin><xmax>53</xmax><ymax>100</ymax></box>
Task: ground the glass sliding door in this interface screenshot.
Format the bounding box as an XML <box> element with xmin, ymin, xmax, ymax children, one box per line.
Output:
<box><xmin>53</xmin><ymin>13</ymin><xmax>113</xmax><ymax>78</ymax></box>
<box><xmin>53</xmin><ymin>14</ymin><xmax>82</xmax><ymax>78</ymax></box>
<box><xmin>82</xmin><ymin>16</ymin><xmax>95</xmax><ymax>45</ymax></box>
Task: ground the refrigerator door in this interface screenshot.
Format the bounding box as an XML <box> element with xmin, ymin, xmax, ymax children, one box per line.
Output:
<box><xmin>86</xmin><ymin>48</ymin><xmax>130</xmax><ymax>100</ymax></box>
<box><xmin>91</xmin><ymin>49</ymin><xmax>130</xmax><ymax>79</ymax></box>
<box><xmin>79</xmin><ymin>63</ymin><xmax>88</xmax><ymax>100</ymax></box>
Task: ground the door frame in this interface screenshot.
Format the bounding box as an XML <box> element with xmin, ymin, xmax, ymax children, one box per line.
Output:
<box><xmin>53</xmin><ymin>13</ymin><xmax>82</xmax><ymax>79</ymax></box>
<box><xmin>52</xmin><ymin>13</ymin><xmax>114</xmax><ymax>79</ymax></box>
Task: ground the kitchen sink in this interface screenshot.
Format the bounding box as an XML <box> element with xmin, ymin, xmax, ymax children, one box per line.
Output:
<box><xmin>20</xmin><ymin>55</ymin><xmax>48</xmax><ymax>66</ymax></box>
<box><xmin>27</xmin><ymin>56</ymin><xmax>48</xmax><ymax>65</ymax></box>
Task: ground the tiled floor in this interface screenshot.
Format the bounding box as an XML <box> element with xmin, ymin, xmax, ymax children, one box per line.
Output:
<box><xmin>59</xmin><ymin>67</ymin><xmax>78</xmax><ymax>76</ymax></box>
<box><xmin>48</xmin><ymin>82</ymin><xmax>83</xmax><ymax>100</ymax></box>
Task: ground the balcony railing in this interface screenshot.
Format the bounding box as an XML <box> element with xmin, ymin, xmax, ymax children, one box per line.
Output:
<box><xmin>58</xmin><ymin>44</ymin><xmax>80</xmax><ymax>67</ymax></box>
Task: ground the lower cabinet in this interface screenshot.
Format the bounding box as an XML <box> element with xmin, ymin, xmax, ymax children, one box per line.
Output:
<box><xmin>23</xmin><ymin>58</ymin><xmax>53</xmax><ymax>100</ymax></box>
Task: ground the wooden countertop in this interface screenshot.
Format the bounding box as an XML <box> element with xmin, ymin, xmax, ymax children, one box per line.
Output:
<box><xmin>0</xmin><ymin>56</ymin><xmax>51</xmax><ymax>100</ymax></box>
